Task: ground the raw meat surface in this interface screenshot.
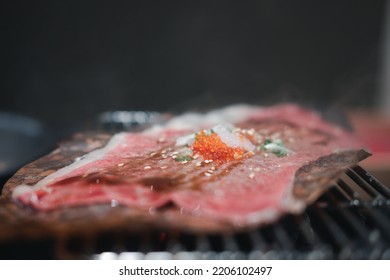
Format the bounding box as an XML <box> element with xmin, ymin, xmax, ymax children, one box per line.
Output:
<box><xmin>11</xmin><ymin>104</ymin><xmax>369</xmax><ymax>225</ymax></box>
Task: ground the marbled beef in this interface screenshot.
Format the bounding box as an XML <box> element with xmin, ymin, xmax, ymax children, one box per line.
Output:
<box><xmin>11</xmin><ymin>104</ymin><xmax>369</xmax><ymax>226</ymax></box>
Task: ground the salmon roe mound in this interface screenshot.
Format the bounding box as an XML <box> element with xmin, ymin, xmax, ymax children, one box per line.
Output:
<box><xmin>192</xmin><ymin>130</ymin><xmax>245</xmax><ymax>164</ymax></box>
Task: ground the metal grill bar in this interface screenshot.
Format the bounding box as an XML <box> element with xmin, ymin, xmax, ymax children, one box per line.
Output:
<box><xmin>2</xmin><ymin>166</ymin><xmax>390</xmax><ymax>260</ymax></box>
<box><xmin>363</xmin><ymin>207</ymin><xmax>390</xmax><ymax>240</ymax></box>
<box><xmin>273</xmin><ymin>223</ymin><xmax>294</xmax><ymax>250</ymax></box>
<box><xmin>337</xmin><ymin>178</ymin><xmax>359</xmax><ymax>201</ymax></box>
<box><xmin>309</xmin><ymin>206</ymin><xmax>351</xmax><ymax>251</ymax></box>
<box><xmin>321</xmin><ymin>191</ymin><xmax>371</xmax><ymax>242</ymax></box>
<box><xmin>353</xmin><ymin>166</ymin><xmax>390</xmax><ymax>198</ymax></box>
<box><xmin>289</xmin><ymin>215</ymin><xmax>321</xmax><ymax>250</ymax></box>
<box><xmin>247</xmin><ymin>229</ymin><xmax>267</xmax><ymax>251</ymax></box>
<box><xmin>346</xmin><ymin>169</ymin><xmax>383</xmax><ymax>199</ymax></box>
<box><xmin>88</xmin><ymin>166</ymin><xmax>388</xmax><ymax>260</ymax></box>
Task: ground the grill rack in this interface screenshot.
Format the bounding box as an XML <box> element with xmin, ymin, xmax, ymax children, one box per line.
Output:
<box><xmin>89</xmin><ymin>165</ymin><xmax>390</xmax><ymax>260</ymax></box>
<box><xmin>1</xmin><ymin>166</ymin><xmax>389</xmax><ymax>260</ymax></box>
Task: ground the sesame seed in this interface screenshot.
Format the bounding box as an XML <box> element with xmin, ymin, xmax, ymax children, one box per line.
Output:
<box><xmin>248</xmin><ymin>173</ymin><xmax>255</xmax><ymax>179</ymax></box>
<box><xmin>171</xmin><ymin>155</ymin><xmax>177</xmax><ymax>159</ymax></box>
<box><xmin>96</xmin><ymin>179</ymin><xmax>100</xmax><ymax>183</ymax></box>
<box><xmin>207</xmin><ymin>169</ymin><xmax>214</xmax><ymax>173</ymax></box>
<box><xmin>204</xmin><ymin>172</ymin><xmax>212</xmax><ymax>177</ymax></box>
<box><xmin>210</xmin><ymin>166</ymin><xmax>215</xmax><ymax>170</ymax></box>
<box><xmin>161</xmin><ymin>150</ymin><xmax>167</xmax><ymax>154</ymax></box>
<box><xmin>162</xmin><ymin>154</ymin><xmax>168</xmax><ymax>158</ymax></box>
<box><xmin>195</xmin><ymin>162</ymin><xmax>202</xmax><ymax>167</ymax></box>
<box><xmin>150</xmin><ymin>152</ymin><xmax>157</xmax><ymax>157</ymax></box>
<box><xmin>247</xmin><ymin>129</ymin><xmax>255</xmax><ymax>135</ymax></box>
<box><xmin>181</xmin><ymin>160</ymin><xmax>188</xmax><ymax>164</ymax></box>
<box><xmin>144</xmin><ymin>166</ymin><xmax>152</xmax><ymax>170</ymax></box>
<box><xmin>254</xmin><ymin>167</ymin><xmax>261</xmax><ymax>172</ymax></box>
<box><xmin>193</xmin><ymin>154</ymin><xmax>199</xmax><ymax>159</ymax></box>
<box><xmin>160</xmin><ymin>166</ymin><xmax>168</xmax><ymax>169</ymax></box>
<box><xmin>117</xmin><ymin>163</ymin><xmax>125</xmax><ymax>167</ymax></box>
<box><xmin>234</xmin><ymin>152</ymin><xmax>243</xmax><ymax>160</ymax></box>
<box><xmin>158</xmin><ymin>137</ymin><xmax>166</xmax><ymax>143</ymax></box>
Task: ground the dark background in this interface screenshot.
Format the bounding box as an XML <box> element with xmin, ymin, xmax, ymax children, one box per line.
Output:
<box><xmin>0</xmin><ymin>0</ymin><xmax>387</xmax><ymax>138</ymax></box>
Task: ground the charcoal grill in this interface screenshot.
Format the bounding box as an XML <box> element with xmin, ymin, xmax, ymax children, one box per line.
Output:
<box><xmin>83</xmin><ymin>165</ymin><xmax>389</xmax><ymax>260</ymax></box>
<box><xmin>1</xmin><ymin>111</ymin><xmax>389</xmax><ymax>260</ymax></box>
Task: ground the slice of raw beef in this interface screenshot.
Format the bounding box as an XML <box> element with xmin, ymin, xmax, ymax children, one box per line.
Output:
<box><xmin>11</xmin><ymin>104</ymin><xmax>370</xmax><ymax>226</ymax></box>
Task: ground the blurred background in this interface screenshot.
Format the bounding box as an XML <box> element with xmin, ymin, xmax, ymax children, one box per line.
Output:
<box><xmin>0</xmin><ymin>0</ymin><xmax>389</xmax><ymax>186</ymax></box>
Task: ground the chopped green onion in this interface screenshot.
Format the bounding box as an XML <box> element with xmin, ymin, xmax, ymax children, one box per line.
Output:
<box><xmin>261</xmin><ymin>139</ymin><xmax>291</xmax><ymax>157</ymax></box>
<box><xmin>260</xmin><ymin>139</ymin><xmax>272</xmax><ymax>151</ymax></box>
<box><xmin>273</xmin><ymin>149</ymin><xmax>289</xmax><ymax>157</ymax></box>
<box><xmin>175</xmin><ymin>155</ymin><xmax>193</xmax><ymax>162</ymax></box>
<box><xmin>205</xmin><ymin>128</ymin><xmax>215</xmax><ymax>136</ymax></box>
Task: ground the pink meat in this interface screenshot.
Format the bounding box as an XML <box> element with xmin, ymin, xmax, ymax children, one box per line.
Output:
<box><xmin>12</xmin><ymin>104</ymin><xmax>366</xmax><ymax>225</ymax></box>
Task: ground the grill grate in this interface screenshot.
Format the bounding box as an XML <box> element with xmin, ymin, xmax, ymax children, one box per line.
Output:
<box><xmin>0</xmin><ymin>166</ymin><xmax>389</xmax><ymax>259</ymax></box>
<box><xmin>90</xmin><ymin>166</ymin><xmax>390</xmax><ymax>260</ymax></box>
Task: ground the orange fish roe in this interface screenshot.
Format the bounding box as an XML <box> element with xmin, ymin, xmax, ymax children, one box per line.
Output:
<box><xmin>192</xmin><ymin>131</ymin><xmax>246</xmax><ymax>164</ymax></box>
